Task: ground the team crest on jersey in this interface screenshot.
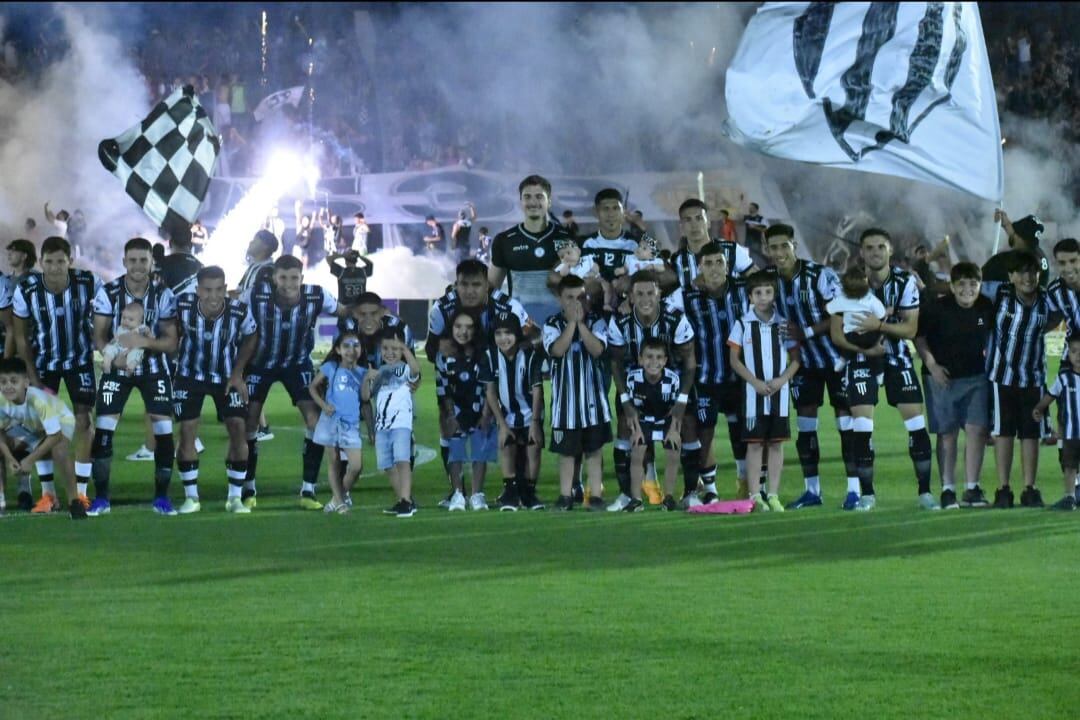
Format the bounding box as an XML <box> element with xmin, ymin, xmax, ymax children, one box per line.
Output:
<box><xmin>282</xmin><ymin>322</ymin><xmax>291</xmax><ymax>330</ymax></box>
<box><xmin>202</xmin><ymin>331</ymin><xmax>213</xmax><ymax>341</ymax></box>
<box><xmin>534</xmin><ymin>248</ymin><xmax>546</xmax><ymax>258</ymax></box>
<box><xmin>55</xmin><ymin>307</ymin><xmax>65</xmax><ymax>318</ymax></box>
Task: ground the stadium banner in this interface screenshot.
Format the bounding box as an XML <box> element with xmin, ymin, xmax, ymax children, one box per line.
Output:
<box><xmin>253</xmin><ymin>86</ymin><xmax>305</xmax><ymax>122</ymax></box>
<box><xmin>207</xmin><ymin>167</ymin><xmax>788</xmax><ymax>226</ymax></box>
<box><xmin>724</xmin><ymin>2</ymin><xmax>1003</xmax><ymax>201</ymax></box>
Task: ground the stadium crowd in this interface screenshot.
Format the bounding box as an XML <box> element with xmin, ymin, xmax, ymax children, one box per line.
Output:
<box><xmin>2</xmin><ymin>174</ymin><xmax>1079</xmax><ymax>520</ymax></box>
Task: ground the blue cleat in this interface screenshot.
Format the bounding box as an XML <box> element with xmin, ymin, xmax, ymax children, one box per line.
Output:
<box><xmin>86</xmin><ymin>498</ymin><xmax>111</xmax><ymax>516</ymax></box>
<box><xmin>786</xmin><ymin>490</ymin><xmax>823</xmax><ymax>510</ymax></box>
<box><xmin>152</xmin><ymin>497</ymin><xmax>178</xmax><ymax>516</ymax></box>
<box><xmin>842</xmin><ymin>491</ymin><xmax>861</xmax><ymax>511</ymax></box>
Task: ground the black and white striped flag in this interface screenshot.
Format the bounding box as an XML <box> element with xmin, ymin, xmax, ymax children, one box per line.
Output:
<box><xmin>99</xmin><ymin>85</ymin><xmax>220</xmax><ymax>239</ymax></box>
<box><xmin>724</xmin><ymin>2</ymin><xmax>1002</xmax><ymax>201</ymax></box>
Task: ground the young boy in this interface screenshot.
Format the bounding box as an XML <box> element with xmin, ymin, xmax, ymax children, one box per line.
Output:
<box><xmin>624</xmin><ymin>338</ymin><xmax>688</xmax><ymax>511</ymax></box>
<box><xmin>0</xmin><ymin>357</ymin><xmax>86</xmax><ymax>518</ymax></box>
<box><xmin>543</xmin><ymin>274</ymin><xmax>612</xmax><ymax>510</ymax></box>
<box><xmin>727</xmin><ymin>271</ymin><xmax>801</xmax><ymax>512</ymax></box>
<box><xmin>362</xmin><ymin>326</ymin><xmax>422</xmax><ymax>517</ymax></box>
<box><xmin>983</xmin><ymin>251</ymin><xmax>1058</xmax><ymax>508</ymax></box>
<box><xmin>1033</xmin><ymin>334</ymin><xmax>1080</xmax><ymax>510</ymax></box>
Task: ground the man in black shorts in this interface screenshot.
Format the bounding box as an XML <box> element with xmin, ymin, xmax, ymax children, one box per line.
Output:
<box><xmin>12</xmin><ymin>235</ymin><xmax>99</xmax><ymax>504</ymax></box>
<box><xmin>243</xmin><ymin>255</ymin><xmax>342</xmax><ymax>510</ymax></box>
<box><xmin>89</xmin><ymin>237</ymin><xmax>179</xmax><ymax>516</ymax></box>
<box><xmin>172</xmin><ymin>266</ymin><xmax>256</xmax><ymax>514</ymax></box>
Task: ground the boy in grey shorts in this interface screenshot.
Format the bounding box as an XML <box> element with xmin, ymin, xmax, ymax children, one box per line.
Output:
<box><xmin>914</xmin><ymin>262</ymin><xmax>994</xmax><ymax>509</ymax></box>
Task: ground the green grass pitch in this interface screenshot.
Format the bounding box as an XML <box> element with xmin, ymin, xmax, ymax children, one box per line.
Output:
<box><xmin>2</xmin><ymin>351</ymin><xmax>1078</xmax><ymax>719</ymax></box>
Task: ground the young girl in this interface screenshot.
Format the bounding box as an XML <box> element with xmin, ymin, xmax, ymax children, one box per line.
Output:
<box><xmin>101</xmin><ymin>302</ymin><xmax>151</xmax><ymax>374</ymax></box>
<box><xmin>480</xmin><ymin>315</ymin><xmax>545</xmax><ymax>511</ymax></box>
<box><xmin>308</xmin><ymin>332</ymin><xmax>369</xmax><ymax>514</ymax></box>
<box><xmin>362</xmin><ymin>326</ymin><xmax>421</xmax><ymax>517</ymax></box>
<box><xmin>436</xmin><ymin>311</ymin><xmax>496</xmax><ymax>511</ymax></box>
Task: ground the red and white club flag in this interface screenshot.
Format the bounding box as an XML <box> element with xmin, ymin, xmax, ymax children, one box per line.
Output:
<box><xmin>724</xmin><ymin>2</ymin><xmax>1003</xmax><ymax>201</ymax></box>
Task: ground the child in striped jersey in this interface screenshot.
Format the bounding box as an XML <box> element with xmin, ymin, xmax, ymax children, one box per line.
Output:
<box><xmin>308</xmin><ymin>331</ymin><xmax>369</xmax><ymax>514</ymax></box>
<box><xmin>727</xmin><ymin>271</ymin><xmax>801</xmax><ymax>512</ymax></box>
<box><xmin>361</xmin><ymin>326</ymin><xmax>421</xmax><ymax>517</ymax></box>
<box><xmin>1033</xmin><ymin>334</ymin><xmax>1080</xmax><ymax>510</ymax></box>
<box><xmin>436</xmin><ymin>311</ymin><xmax>497</xmax><ymax>512</ymax></box>
<box><xmin>480</xmin><ymin>315</ymin><xmax>544</xmax><ymax>511</ymax></box>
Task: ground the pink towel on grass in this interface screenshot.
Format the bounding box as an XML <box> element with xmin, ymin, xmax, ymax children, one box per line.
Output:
<box><xmin>687</xmin><ymin>499</ymin><xmax>755</xmax><ymax>514</ymax></box>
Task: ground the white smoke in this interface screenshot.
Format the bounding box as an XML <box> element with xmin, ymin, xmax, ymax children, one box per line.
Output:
<box><xmin>0</xmin><ymin>4</ymin><xmax>156</xmax><ymax>273</ymax></box>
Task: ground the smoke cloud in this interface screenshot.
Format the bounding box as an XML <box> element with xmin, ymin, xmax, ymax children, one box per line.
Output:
<box><xmin>0</xmin><ymin>4</ymin><xmax>157</xmax><ymax>272</ymax></box>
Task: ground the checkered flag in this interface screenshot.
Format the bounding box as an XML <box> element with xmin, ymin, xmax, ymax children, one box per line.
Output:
<box><xmin>99</xmin><ymin>85</ymin><xmax>220</xmax><ymax>239</ymax></box>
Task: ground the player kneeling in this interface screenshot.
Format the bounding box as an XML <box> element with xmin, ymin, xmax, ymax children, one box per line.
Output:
<box><xmin>0</xmin><ymin>358</ymin><xmax>86</xmax><ymax>518</ymax></box>
<box><xmin>622</xmin><ymin>338</ymin><xmax>688</xmax><ymax>512</ymax></box>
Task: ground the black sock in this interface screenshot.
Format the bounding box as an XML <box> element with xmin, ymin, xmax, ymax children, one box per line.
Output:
<box><xmin>680</xmin><ymin>447</ymin><xmax>700</xmax><ymax>495</ymax></box>
<box><xmin>246</xmin><ymin>437</ymin><xmax>259</xmax><ymax>482</ymax></box>
<box><xmin>796</xmin><ymin>430</ymin><xmax>819</xmax><ymax>479</ymax></box>
<box><xmin>727</xmin><ymin>419</ymin><xmax>747</xmax><ymax>462</ymax></box>
<box><xmin>91</xmin><ymin>427</ymin><xmax>114</xmax><ymax>499</ymax></box>
<box><xmin>302</xmin><ymin>438</ymin><xmax>325</xmax><ymax>489</ymax></box>
<box><xmin>153</xmin><ymin>433</ymin><xmax>174</xmax><ymax>498</ymax></box>
<box><xmin>855</xmin><ymin>431</ymin><xmax>875</xmax><ymax>496</ymax></box>
<box><xmin>613</xmin><ymin>445</ymin><xmax>631</xmax><ymax>496</ymax></box>
<box><xmin>908</xmin><ymin>428</ymin><xmax>933</xmax><ymax>494</ymax></box>
<box><xmin>840</xmin><ymin>429</ymin><xmax>858</xmax><ymax>478</ymax></box>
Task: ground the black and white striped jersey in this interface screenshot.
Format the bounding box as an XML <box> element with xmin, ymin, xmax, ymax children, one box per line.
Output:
<box><xmin>247</xmin><ymin>284</ymin><xmax>337</xmax><ymax>369</ymax></box>
<box><xmin>986</xmin><ymin>282</ymin><xmax>1053</xmax><ymax>388</ymax></box>
<box><xmin>427</xmin><ymin>288</ymin><xmax>529</xmax><ymax>343</ymax></box>
<box><xmin>435</xmin><ymin>350</ymin><xmax>487</xmax><ymax>431</ymax></box>
<box><xmin>478</xmin><ymin>345</ymin><xmax>543</xmax><ymax>428</ymax></box>
<box><xmin>682</xmin><ymin>280</ymin><xmax>748</xmax><ymax>385</ymax></box>
<box><xmin>607</xmin><ymin>307</ymin><xmax>695</xmax><ymax>367</ymax></box>
<box><xmin>542</xmin><ymin>312</ymin><xmax>611</xmax><ymax>430</ymax></box>
<box><xmin>1049</xmin><ymin>368</ymin><xmax>1080</xmax><ymax>440</ymax></box>
<box><xmin>868</xmin><ymin>266</ymin><xmax>920</xmax><ymax>370</ymax></box>
<box><xmin>1046</xmin><ymin>277</ymin><xmax>1080</xmax><ymax>360</ymax></box>
<box><xmin>13</xmin><ymin>269</ymin><xmax>99</xmax><ymax>372</ymax></box>
<box><xmin>580</xmin><ymin>232</ymin><xmax>640</xmax><ymax>282</ymax></box>
<box><xmin>174</xmin><ymin>294</ymin><xmax>257</xmax><ymax>384</ymax></box>
<box><xmin>625</xmin><ymin>366</ymin><xmax>681</xmax><ymax>427</ymax></box>
<box><xmin>672</xmin><ymin>239</ymin><xmax>752</xmax><ymax>289</ymax></box>
<box><xmin>92</xmin><ymin>276</ymin><xmax>176</xmax><ymax>376</ymax></box>
<box><xmin>768</xmin><ymin>260</ymin><xmax>843</xmax><ymax>371</ymax></box>
<box><xmin>727</xmin><ymin>309</ymin><xmax>795</xmax><ymax>420</ymax></box>
<box><xmin>236</xmin><ymin>260</ymin><xmax>274</xmax><ymax>303</ymax></box>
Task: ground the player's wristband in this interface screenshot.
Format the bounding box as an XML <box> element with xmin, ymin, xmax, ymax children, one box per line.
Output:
<box><xmin>676</xmin><ymin>393</ymin><xmax>689</xmax><ymax>404</ymax></box>
<box><xmin>805</xmin><ymin>327</ymin><xmax>815</xmax><ymax>339</ymax></box>
<box><xmin>619</xmin><ymin>393</ymin><xmax>631</xmax><ymax>405</ymax></box>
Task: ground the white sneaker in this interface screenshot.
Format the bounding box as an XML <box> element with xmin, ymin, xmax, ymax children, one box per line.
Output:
<box><xmin>855</xmin><ymin>494</ymin><xmax>876</xmax><ymax>512</ymax></box>
<box><xmin>918</xmin><ymin>492</ymin><xmax>941</xmax><ymax>511</ymax></box>
<box><xmin>606</xmin><ymin>493</ymin><xmax>631</xmax><ymax>512</ymax></box>
<box><xmin>126</xmin><ymin>445</ymin><xmax>154</xmax><ymax>462</ymax></box>
<box><xmin>469</xmin><ymin>492</ymin><xmax>488</xmax><ymax>511</ymax></box>
<box><xmin>448</xmin><ymin>490</ymin><xmax>467</xmax><ymax>512</ymax></box>
<box><xmin>682</xmin><ymin>492</ymin><xmax>703</xmax><ymax>509</ymax></box>
<box><xmin>177</xmin><ymin>497</ymin><xmax>201</xmax><ymax>514</ymax></box>
<box><xmin>225</xmin><ymin>497</ymin><xmax>251</xmax><ymax>514</ymax></box>
<box><xmin>255</xmin><ymin>427</ymin><xmax>275</xmax><ymax>442</ymax></box>
<box><xmin>195</xmin><ymin>437</ymin><xmax>206</xmax><ymax>454</ymax></box>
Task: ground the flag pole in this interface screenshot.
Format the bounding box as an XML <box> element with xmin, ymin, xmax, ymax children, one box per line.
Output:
<box><xmin>991</xmin><ymin>201</ymin><xmax>1003</xmax><ymax>255</ymax></box>
<box><xmin>697</xmin><ymin>171</ymin><xmax>705</xmax><ymax>202</ymax></box>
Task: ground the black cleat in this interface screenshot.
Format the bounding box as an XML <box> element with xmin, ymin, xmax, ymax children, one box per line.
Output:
<box><xmin>520</xmin><ymin>488</ymin><xmax>545</xmax><ymax>511</ymax></box>
<box><xmin>570</xmin><ymin>482</ymin><xmax>585</xmax><ymax>504</ymax></box>
<box><xmin>661</xmin><ymin>494</ymin><xmax>678</xmax><ymax>512</ymax></box>
<box><xmin>992</xmin><ymin>486</ymin><xmax>1014</xmax><ymax>509</ymax></box>
<box><xmin>554</xmin><ymin>495</ymin><xmax>573</xmax><ymax>511</ymax></box>
<box><xmin>1049</xmin><ymin>495</ymin><xmax>1076</xmax><ymax>511</ymax></box>
<box><xmin>497</xmin><ymin>482</ymin><xmax>520</xmax><ymax>512</ymax></box>
<box><xmin>701</xmin><ymin>491</ymin><xmax>719</xmax><ymax>504</ymax></box>
<box><xmin>940</xmin><ymin>488</ymin><xmax>959</xmax><ymax>510</ymax></box>
<box><xmin>1020</xmin><ymin>486</ymin><xmax>1044</xmax><ymax>508</ymax></box>
<box><xmin>69</xmin><ymin>498</ymin><xmax>88</xmax><ymax>520</ymax></box>
<box><xmin>587</xmin><ymin>496</ymin><xmax>606</xmax><ymax>512</ymax></box>
<box><xmin>961</xmin><ymin>486</ymin><xmax>989</xmax><ymax>508</ymax></box>
<box><xmin>393</xmin><ymin>499</ymin><xmax>416</xmax><ymax>517</ymax></box>
<box><xmin>17</xmin><ymin>491</ymin><xmax>33</xmax><ymax>512</ymax></box>
<box><xmin>622</xmin><ymin>498</ymin><xmax>644</xmax><ymax>512</ymax></box>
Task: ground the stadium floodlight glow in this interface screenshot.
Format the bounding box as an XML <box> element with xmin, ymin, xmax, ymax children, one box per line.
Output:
<box><xmin>205</xmin><ymin>149</ymin><xmax>306</xmax><ymax>285</ymax></box>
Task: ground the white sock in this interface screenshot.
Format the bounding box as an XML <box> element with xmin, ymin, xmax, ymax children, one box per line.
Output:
<box><xmin>735</xmin><ymin>459</ymin><xmax>746</xmax><ymax>479</ymax></box>
<box><xmin>76</xmin><ymin>482</ymin><xmax>87</xmax><ymax>496</ymax></box>
<box><xmin>805</xmin><ymin>476</ymin><xmax>821</xmax><ymax>495</ymax></box>
<box><xmin>184</xmin><ymin>484</ymin><xmax>199</xmax><ymax>499</ymax></box>
<box><xmin>703</xmin><ymin>482</ymin><xmax>717</xmax><ymax>494</ymax></box>
<box><xmin>965</xmin><ymin>482</ymin><xmax>977</xmax><ymax>490</ymax></box>
<box><xmin>846</xmin><ymin>478</ymin><xmax>860</xmax><ymax>493</ymax></box>
<box><xmin>943</xmin><ymin>483</ymin><xmax>955</xmax><ymax>492</ymax></box>
<box><xmin>227</xmin><ymin>485</ymin><xmax>242</xmax><ymax>499</ymax></box>
<box><xmin>41</xmin><ymin>481</ymin><xmax>56</xmax><ymax>496</ymax></box>
<box><xmin>301</xmin><ymin>482</ymin><xmax>316</xmax><ymax>495</ymax></box>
